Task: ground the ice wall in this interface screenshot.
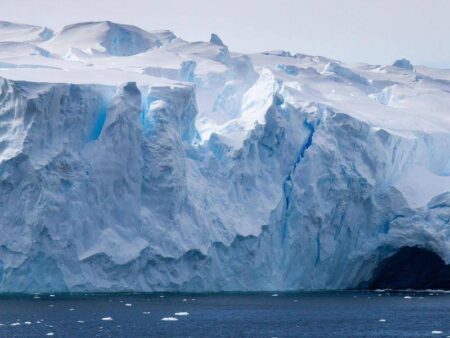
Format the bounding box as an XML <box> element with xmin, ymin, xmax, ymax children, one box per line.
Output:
<box><xmin>0</xmin><ymin>21</ymin><xmax>449</xmax><ymax>292</ymax></box>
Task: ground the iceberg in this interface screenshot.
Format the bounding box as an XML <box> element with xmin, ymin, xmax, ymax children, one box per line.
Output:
<box><xmin>0</xmin><ymin>21</ymin><xmax>449</xmax><ymax>292</ymax></box>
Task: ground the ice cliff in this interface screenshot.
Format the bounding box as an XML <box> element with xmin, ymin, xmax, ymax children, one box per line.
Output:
<box><xmin>0</xmin><ymin>21</ymin><xmax>449</xmax><ymax>292</ymax></box>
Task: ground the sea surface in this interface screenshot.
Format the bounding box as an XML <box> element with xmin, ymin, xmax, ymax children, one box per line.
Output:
<box><xmin>0</xmin><ymin>291</ymin><xmax>449</xmax><ymax>337</ymax></box>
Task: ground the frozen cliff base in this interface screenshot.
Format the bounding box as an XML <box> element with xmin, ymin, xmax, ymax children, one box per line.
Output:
<box><xmin>0</xmin><ymin>21</ymin><xmax>449</xmax><ymax>292</ymax></box>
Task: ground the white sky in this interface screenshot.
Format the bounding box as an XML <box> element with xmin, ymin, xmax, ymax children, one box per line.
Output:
<box><xmin>1</xmin><ymin>0</ymin><xmax>449</xmax><ymax>68</ymax></box>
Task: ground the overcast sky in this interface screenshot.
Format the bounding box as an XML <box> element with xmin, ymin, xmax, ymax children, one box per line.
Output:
<box><xmin>1</xmin><ymin>0</ymin><xmax>449</xmax><ymax>68</ymax></box>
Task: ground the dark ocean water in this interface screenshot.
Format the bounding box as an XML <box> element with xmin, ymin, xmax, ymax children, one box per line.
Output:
<box><xmin>0</xmin><ymin>291</ymin><xmax>448</xmax><ymax>337</ymax></box>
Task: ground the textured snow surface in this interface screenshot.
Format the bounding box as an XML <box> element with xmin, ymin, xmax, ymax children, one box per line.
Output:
<box><xmin>0</xmin><ymin>21</ymin><xmax>449</xmax><ymax>292</ymax></box>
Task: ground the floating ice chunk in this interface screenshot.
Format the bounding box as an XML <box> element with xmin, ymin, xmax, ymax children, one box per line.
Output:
<box><xmin>431</xmin><ymin>331</ymin><xmax>443</xmax><ymax>335</ymax></box>
<box><xmin>161</xmin><ymin>317</ymin><xmax>178</xmax><ymax>321</ymax></box>
<box><xmin>379</xmin><ymin>319</ymin><xmax>386</xmax><ymax>322</ymax></box>
<box><xmin>24</xmin><ymin>321</ymin><xmax>32</xmax><ymax>325</ymax></box>
<box><xmin>125</xmin><ymin>303</ymin><xmax>132</xmax><ymax>307</ymax></box>
<box><xmin>10</xmin><ymin>322</ymin><xmax>21</xmax><ymax>326</ymax></box>
<box><xmin>77</xmin><ymin>320</ymin><xmax>85</xmax><ymax>323</ymax></box>
<box><xmin>49</xmin><ymin>294</ymin><xmax>55</xmax><ymax>297</ymax></box>
<box><xmin>143</xmin><ymin>312</ymin><xmax>151</xmax><ymax>315</ymax></box>
<box><xmin>69</xmin><ymin>308</ymin><xmax>75</xmax><ymax>311</ymax></box>
<box><xmin>403</xmin><ymin>296</ymin><xmax>412</xmax><ymax>299</ymax></box>
<box><xmin>101</xmin><ymin>317</ymin><xmax>113</xmax><ymax>321</ymax></box>
<box><xmin>174</xmin><ymin>312</ymin><xmax>189</xmax><ymax>316</ymax></box>
<box><xmin>46</xmin><ymin>333</ymin><xmax>54</xmax><ymax>336</ymax></box>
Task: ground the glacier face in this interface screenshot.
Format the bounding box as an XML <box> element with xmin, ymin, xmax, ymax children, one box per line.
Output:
<box><xmin>0</xmin><ymin>21</ymin><xmax>449</xmax><ymax>292</ymax></box>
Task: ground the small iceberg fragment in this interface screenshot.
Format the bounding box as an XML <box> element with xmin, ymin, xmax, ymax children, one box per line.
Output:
<box><xmin>46</xmin><ymin>333</ymin><xmax>54</xmax><ymax>336</ymax></box>
<box><xmin>404</xmin><ymin>296</ymin><xmax>413</xmax><ymax>299</ymax></box>
<box><xmin>431</xmin><ymin>331</ymin><xmax>443</xmax><ymax>335</ymax></box>
<box><xmin>77</xmin><ymin>320</ymin><xmax>85</xmax><ymax>323</ymax></box>
<box><xmin>101</xmin><ymin>317</ymin><xmax>113</xmax><ymax>321</ymax></box>
<box><xmin>10</xmin><ymin>322</ymin><xmax>21</xmax><ymax>326</ymax></box>
<box><xmin>161</xmin><ymin>317</ymin><xmax>178</xmax><ymax>321</ymax></box>
<box><xmin>174</xmin><ymin>312</ymin><xmax>189</xmax><ymax>316</ymax></box>
<box><xmin>24</xmin><ymin>321</ymin><xmax>32</xmax><ymax>325</ymax></box>
<box><xmin>125</xmin><ymin>303</ymin><xmax>132</xmax><ymax>307</ymax></box>
<box><xmin>379</xmin><ymin>319</ymin><xmax>386</xmax><ymax>322</ymax></box>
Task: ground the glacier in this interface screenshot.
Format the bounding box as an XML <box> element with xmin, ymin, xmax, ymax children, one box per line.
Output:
<box><xmin>0</xmin><ymin>21</ymin><xmax>449</xmax><ymax>292</ymax></box>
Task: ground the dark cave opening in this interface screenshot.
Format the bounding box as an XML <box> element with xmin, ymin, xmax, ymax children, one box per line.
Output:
<box><xmin>365</xmin><ymin>246</ymin><xmax>450</xmax><ymax>290</ymax></box>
